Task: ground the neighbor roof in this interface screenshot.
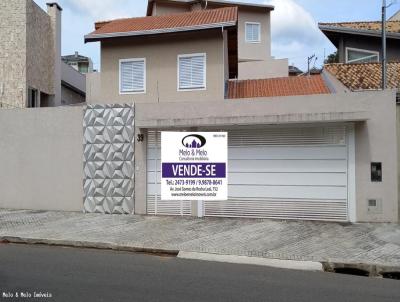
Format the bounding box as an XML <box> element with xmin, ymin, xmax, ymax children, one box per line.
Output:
<box><xmin>146</xmin><ymin>0</ymin><xmax>273</xmax><ymax>16</ymax></box>
<box><xmin>324</xmin><ymin>62</ymin><xmax>400</xmax><ymax>91</ymax></box>
<box><xmin>62</xmin><ymin>54</ymin><xmax>90</xmax><ymax>62</ymax></box>
<box><xmin>319</xmin><ymin>21</ymin><xmax>400</xmax><ymax>39</ymax></box>
<box><xmin>85</xmin><ymin>7</ymin><xmax>237</xmax><ymax>42</ymax></box>
<box><xmin>226</xmin><ymin>75</ymin><xmax>331</xmax><ymax>99</ymax></box>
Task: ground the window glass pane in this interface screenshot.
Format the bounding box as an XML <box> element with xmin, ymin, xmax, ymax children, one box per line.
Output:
<box><xmin>347</xmin><ymin>49</ymin><xmax>378</xmax><ymax>63</ymax></box>
<box><xmin>79</xmin><ymin>64</ymin><xmax>88</xmax><ymax>73</ymax></box>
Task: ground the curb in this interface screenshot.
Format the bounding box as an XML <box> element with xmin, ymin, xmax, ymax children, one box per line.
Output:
<box><xmin>2</xmin><ymin>236</ymin><xmax>400</xmax><ymax>278</ymax></box>
<box><xmin>178</xmin><ymin>251</ymin><xmax>324</xmax><ymax>272</ymax></box>
<box><xmin>0</xmin><ymin>236</ymin><xmax>179</xmax><ymax>257</ymax></box>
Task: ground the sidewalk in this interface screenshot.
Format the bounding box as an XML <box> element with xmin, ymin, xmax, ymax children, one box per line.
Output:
<box><xmin>1</xmin><ymin>209</ymin><xmax>400</xmax><ymax>270</ymax></box>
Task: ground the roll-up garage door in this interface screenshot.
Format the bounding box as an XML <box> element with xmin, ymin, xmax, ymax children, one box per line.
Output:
<box><xmin>147</xmin><ymin>125</ymin><xmax>350</xmax><ymax>221</ymax></box>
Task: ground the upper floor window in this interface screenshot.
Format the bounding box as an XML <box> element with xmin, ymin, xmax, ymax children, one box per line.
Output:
<box><xmin>178</xmin><ymin>53</ymin><xmax>206</xmax><ymax>91</ymax></box>
<box><xmin>119</xmin><ymin>58</ymin><xmax>146</xmax><ymax>94</ymax></box>
<box><xmin>245</xmin><ymin>22</ymin><xmax>261</xmax><ymax>43</ymax></box>
<box><xmin>346</xmin><ymin>48</ymin><xmax>379</xmax><ymax>64</ymax></box>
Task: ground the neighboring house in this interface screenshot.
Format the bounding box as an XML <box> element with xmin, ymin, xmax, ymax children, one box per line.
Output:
<box><xmin>308</xmin><ymin>67</ymin><xmax>322</xmax><ymax>75</ymax></box>
<box><xmin>319</xmin><ymin>10</ymin><xmax>400</xmax><ymax>64</ymax></box>
<box><xmin>324</xmin><ymin>62</ymin><xmax>400</xmax><ymax>95</ymax></box>
<box><xmin>289</xmin><ymin>65</ymin><xmax>303</xmax><ymax>76</ymax></box>
<box><xmin>61</xmin><ymin>62</ymin><xmax>86</xmax><ymax>105</ymax></box>
<box><xmin>0</xmin><ymin>0</ymin><xmax>85</xmax><ymax>109</ymax></box>
<box><xmin>320</xmin><ymin>10</ymin><xmax>400</xmax><ymax>221</ymax></box>
<box><xmin>62</xmin><ymin>52</ymin><xmax>94</xmax><ymax>74</ymax></box>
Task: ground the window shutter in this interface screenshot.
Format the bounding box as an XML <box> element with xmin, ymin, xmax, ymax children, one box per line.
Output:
<box><xmin>120</xmin><ymin>60</ymin><xmax>145</xmax><ymax>93</ymax></box>
<box><xmin>246</xmin><ymin>24</ymin><xmax>253</xmax><ymax>41</ymax></box>
<box><xmin>179</xmin><ymin>55</ymin><xmax>205</xmax><ymax>90</ymax></box>
<box><xmin>246</xmin><ymin>23</ymin><xmax>260</xmax><ymax>42</ymax></box>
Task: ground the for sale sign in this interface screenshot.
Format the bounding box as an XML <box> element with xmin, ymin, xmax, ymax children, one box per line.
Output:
<box><xmin>161</xmin><ymin>132</ymin><xmax>228</xmax><ymax>201</ymax></box>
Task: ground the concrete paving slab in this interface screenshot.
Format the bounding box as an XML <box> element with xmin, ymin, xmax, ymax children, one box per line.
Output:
<box><xmin>178</xmin><ymin>252</ymin><xmax>324</xmax><ymax>271</ymax></box>
<box><xmin>0</xmin><ymin>209</ymin><xmax>400</xmax><ymax>269</ymax></box>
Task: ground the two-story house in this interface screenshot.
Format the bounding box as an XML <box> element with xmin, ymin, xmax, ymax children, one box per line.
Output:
<box><xmin>85</xmin><ymin>0</ymin><xmax>289</xmax><ymax>103</ymax></box>
<box><xmin>82</xmin><ymin>0</ymin><xmax>398</xmax><ymax>223</ymax></box>
<box><xmin>319</xmin><ymin>10</ymin><xmax>400</xmax><ymax>64</ymax></box>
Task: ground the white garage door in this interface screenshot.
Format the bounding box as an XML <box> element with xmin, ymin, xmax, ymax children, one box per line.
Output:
<box><xmin>147</xmin><ymin>125</ymin><xmax>351</xmax><ymax>221</ymax></box>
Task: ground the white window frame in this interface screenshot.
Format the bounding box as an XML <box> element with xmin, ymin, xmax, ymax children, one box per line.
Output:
<box><xmin>345</xmin><ymin>47</ymin><xmax>379</xmax><ymax>64</ymax></box>
<box><xmin>177</xmin><ymin>53</ymin><xmax>207</xmax><ymax>91</ymax></box>
<box><xmin>245</xmin><ymin>22</ymin><xmax>261</xmax><ymax>43</ymax></box>
<box><xmin>119</xmin><ymin>58</ymin><xmax>146</xmax><ymax>95</ymax></box>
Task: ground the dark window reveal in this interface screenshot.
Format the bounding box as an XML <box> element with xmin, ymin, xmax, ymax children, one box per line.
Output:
<box><xmin>371</xmin><ymin>162</ymin><xmax>382</xmax><ymax>182</ymax></box>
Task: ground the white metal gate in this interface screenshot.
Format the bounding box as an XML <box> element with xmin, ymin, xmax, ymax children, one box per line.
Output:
<box><xmin>147</xmin><ymin>131</ymin><xmax>192</xmax><ymax>216</ymax></box>
<box><xmin>147</xmin><ymin>125</ymin><xmax>351</xmax><ymax>221</ymax></box>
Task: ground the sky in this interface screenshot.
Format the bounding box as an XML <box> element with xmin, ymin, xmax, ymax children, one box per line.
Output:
<box><xmin>34</xmin><ymin>0</ymin><xmax>400</xmax><ymax>71</ymax></box>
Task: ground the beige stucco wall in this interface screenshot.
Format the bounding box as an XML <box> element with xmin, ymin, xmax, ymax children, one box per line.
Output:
<box><xmin>86</xmin><ymin>72</ymin><xmax>102</xmax><ymax>103</ymax></box>
<box><xmin>236</xmin><ymin>9</ymin><xmax>288</xmax><ymax>79</ymax></box>
<box><xmin>61</xmin><ymin>85</ymin><xmax>85</xmax><ymax>105</ymax></box>
<box><xmin>354</xmin><ymin>91</ymin><xmax>398</xmax><ymax>222</ymax></box>
<box><xmin>0</xmin><ymin>107</ymin><xmax>84</xmax><ymax>212</ymax></box>
<box><xmin>238</xmin><ymin>58</ymin><xmax>289</xmax><ymax>80</ymax></box>
<box><xmin>93</xmin><ymin>30</ymin><xmax>225</xmax><ymax>104</ymax></box>
<box><xmin>397</xmin><ymin>104</ymin><xmax>400</xmax><ymax>221</ymax></box>
<box><xmin>0</xmin><ymin>0</ymin><xmax>27</xmax><ymax>108</ymax></box>
<box><xmin>152</xmin><ymin>2</ymin><xmax>189</xmax><ymax>15</ymax></box>
<box><xmin>26</xmin><ymin>0</ymin><xmax>53</xmax><ymax>96</ymax></box>
<box><xmin>134</xmin><ymin>90</ymin><xmax>398</xmax><ymax>223</ymax></box>
<box><xmin>237</xmin><ymin>9</ymin><xmax>271</xmax><ymax>62</ymax></box>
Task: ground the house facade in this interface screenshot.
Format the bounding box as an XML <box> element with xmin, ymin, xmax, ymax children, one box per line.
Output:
<box><xmin>85</xmin><ymin>1</ymin><xmax>288</xmax><ymax>104</ymax></box>
<box><xmin>79</xmin><ymin>0</ymin><xmax>399</xmax><ymax>223</ymax></box>
<box><xmin>0</xmin><ymin>0</ymin><xmax>85</xmax><ymax>108</ymax></box>
<box><xmin>319</xmin><ymin>10</ymin><xmax>400</xmax><ymax>64</ymax></box>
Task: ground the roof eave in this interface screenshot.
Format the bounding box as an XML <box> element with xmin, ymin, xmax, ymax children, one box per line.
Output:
<box><xmin>146</xmin><ymin>0</ymin><xmax>274</xmax><ymax>15</ymax></box>
<box><xmin>208</xmin><ymin>0</ymin><xmax>274</xmax><ymax>10</ymax></box>
<box><xmin>319</xmin><ymin>25</ymin><xmax>400</xmax><ymax>39</ymax></box>
<box><xmin>85</xmin><ymin>21</ymin><xmax>237</xmax><ymax>43</ymax></box>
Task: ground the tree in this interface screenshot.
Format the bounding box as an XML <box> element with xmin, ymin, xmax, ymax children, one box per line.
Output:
<box><xmin>324</xmin><ymin>51</ymin><xmax>339</xmax><ymax>64</ymax></box>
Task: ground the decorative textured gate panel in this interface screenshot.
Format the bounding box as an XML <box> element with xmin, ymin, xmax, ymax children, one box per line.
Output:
<box><xmin>83</xmin><ymin>104</ymin><xmax>135</xmax><ymax>214</ymax></box>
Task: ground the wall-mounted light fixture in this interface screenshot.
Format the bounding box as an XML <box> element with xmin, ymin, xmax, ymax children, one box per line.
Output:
<box><xmin>137</xmin><ymin>134</ymin><xmax>144</xmax><ymax>142</ymax></box>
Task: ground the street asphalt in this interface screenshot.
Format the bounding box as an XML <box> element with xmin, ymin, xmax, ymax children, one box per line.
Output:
<box><xmin>0</xmin><ymin>244</ymin><xmax>399</xmax><ymax>302</ymax></box>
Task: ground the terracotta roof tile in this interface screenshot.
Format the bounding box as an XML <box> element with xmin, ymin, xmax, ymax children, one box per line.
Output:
<box><xmin>324</xmin><ymin>62</ymin><xmax>400</xmax><ymax>91</ymax></box>
<box><xmin>89</xmin><ymin>7</ymin><xmax>237</xmax><ymax>36</ymax></box>
<box><xmin>319</xmin><ymin>21</ymin><xmax>400</xmax><ymax>34</ymax></box>
<box><xmin>227</xmin><ymin>75</ymin><xmax>331</xmax><ymax>99</ymax></box>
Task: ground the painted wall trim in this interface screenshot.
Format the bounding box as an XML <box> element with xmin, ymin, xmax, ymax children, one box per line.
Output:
<box><xmin>347</xmin><ymin>123</ymin><xmax>356</xmax><ymax>222</ymax></box>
